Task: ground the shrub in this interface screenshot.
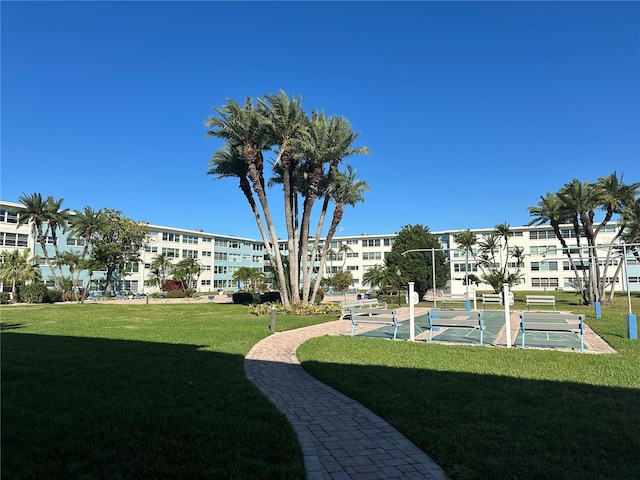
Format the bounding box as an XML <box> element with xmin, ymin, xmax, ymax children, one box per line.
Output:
<box><xmin>46</xmin><ymin>289</ymin><xmax>63</xmax><ymax>303</ymax></box>
<box><xmin>259</xmin><ymin>291</ymin><xmax>282</xmax><ymax>304</ymax></box>
<box><xmin>248</xmin><ymin>301</ymin><xmax>342</xmax><ymax>316</ymax></box>
<box><xmin>0</xmin><ymin>292</ymin><xmax>10</xmax><ymax>304</ymax></box>
<box><xmin>20</xmin><ymin>283</ymin><xmax>50</xmax><ymax>304</ymax></box>
<box><xmin>166</xmin><ymin>290</ymin><xmax>186</xmax><ymax>299</ymax></box>
<box><xmin>232</xmin><ymin>292</ymin><xmax>254</xmax><ymax>305</ymax></box>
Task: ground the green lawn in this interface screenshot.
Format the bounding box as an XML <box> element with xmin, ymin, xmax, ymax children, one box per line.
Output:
<box><xmin>2</xmin><ymin>293</ymin><xmax>640</xmax><ymax>480</ymax></box>
<box><xmin>0</xmin><ymin>303</ymin><xmax>331</xmax><ymax>480</ymax></box>
<box><xmin>298</xmin><ymin>292</ymin><xmax>640</xmax><ymax>480</ymax></box>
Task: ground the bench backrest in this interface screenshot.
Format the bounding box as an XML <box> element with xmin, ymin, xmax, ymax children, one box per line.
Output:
<box><xmin>526</xmin><ymin>295</ymin><xmax>555</xmax><ymax>302</ymax></box>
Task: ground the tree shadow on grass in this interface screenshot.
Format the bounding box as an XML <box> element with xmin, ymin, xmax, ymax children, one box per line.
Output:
<box><xmin>302</xmin><ymin>360</ymin><xmax>640</xmax><ymax>480</ymax></box>
<box><xmin>1</xmin><ymin>333</ymin><xmax>305</xmax><ymax>480</ymax></box>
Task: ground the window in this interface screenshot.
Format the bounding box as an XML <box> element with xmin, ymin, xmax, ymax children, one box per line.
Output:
<box><xmin>346</xmin><ymin>252</ymin><xmax>359</xmax><ymax>258</ymax></box>
<box><xmin>229</xmin><ymin>241</ymin><xmax>240</xmax><ymax>249</ymax></box>
<box><xmin>145</xmin><ymin>246</ymin><xmax>158</xmax><ymax>253</ymax></box>
<box><xmin>454</xmin><ymin>263</ymin><xmax>477</xmax><ymax>272</ymax></box>
<box><xmin>362</xmin><ymin>252</ymin><xmax>382</xmax><ymax>260</ymax></box>
<box><xmin>530</xmin><ymin>246</ymin><xmax>557</xmax><ymax>256</ymax></box>
<box><xmin>202</xmin><ymin>251</ymin><xmax>212</xmax><ymax>257</ymax></box>
<box><xmin>214</xmin><ymin>252</ymin><xmax>227</xmax><ymax>261</ymax></box>
<box><xmin>182</xmin><ymin>234</ymin><xmax>199</xmax><ymax>244</ymax></box>
<box><xmin>253</xmin><ymin>243</ymin><xmax>263</xmax><ymax>251</ymax></box>
<box><xmin>228</xmin><ymin>253</ymin><xmax>241</xmax><ymax>262</ymax></box>
<box><xmin>162</xmin><ymin>232</ymin><xmax>180</xmax><ymax>242</ymax></box>
<box><xmin>531</xmin><ymin>277</ymin><xmax>559</xmax><ymax>288</ymax></box>
<box><xmin>362</xmin><ymin>239</ymin><xmax>380</xmax><ymax>247</ymax></box>
<box><xmin>213</xmin><ymin>280</ymin><xmax>228</xmax><ymax>289</ymax></box>
<box><xmin>214</xmin><ymin>265</ymin><xmax>227</xmax><ymax>274</ymax></box>
<box><xmin>529</xmin><ymin>230</ymin><xmax>555</xmax><ymax>240</ymax></box>
<box><xmin>201</xmin><ymin>279</ymin><xmax>211</xmax><ymax>286</ymax></box>
<box><xmin>347</xmin><ymin>265</ymin><xmax>359</xmax><ymax>271</ymax></box>
<box><xmin>531</xmin><ymin>261</ymin><xmax>558</xmax><ymax>271</ymax></box>
<box><xmin>1</xmin><ymin>233</ymin><xmax>29</xmax><ymax>247</ymax></box>
<box><xmin>162</xmin><ymin>248</ymin><xmax>179</xmax><ymax>258</ymax></box>
<box><xmin>202</xmin><ymin>237</ymin><xmax>212</xmax><ymax>243</ymax></box>
<box><xmin>182</xmin><ymin>250</ymin><xmax>198</xmax><ymax>259</ymax></box>
<box><xmin>252</xmin><ymin>255</ymin><xmax>262</xmax><ymax>263</ymax></box>
<box><xmin>215</xmin><ymin>239</ymin><xmax>227</xmax><ymax>247</ymax></box>
<box><xmin>123</xmin><ymin>280</ymin><xmax>139</xmax><ymax>291</ymax></box>
<box><xmin>66</xmin><ymin>237</ymin><xmax>85</xmax><ymax>247</ymax></box>
<box><xmin>0</xmin><ymin>209</ymin><xmax>18</xmax><ymax>223</ymax></box>
<box><xmin>384</xmin><ymin>238</ymin><xmax>393</xmax><ymax>246</ymax></box>
<box><xmin>563</xmin><ymin>261</ymin><xmax>589</xmax><ymax>271</ymax></box>
<box><xmin>346</xmin><ymin>240</ymin><xmax>358</xmax><ymax>245</ymax></box>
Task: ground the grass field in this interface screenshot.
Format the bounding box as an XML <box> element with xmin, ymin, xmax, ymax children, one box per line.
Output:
<box><xmin>299</xmin><ymin>291</ymin><xmax>640</xmax><ymax>480</ymax></box>
<box><xmin>2</xmin><ymin>292</ymin><xmax>640</xmax><ymax>480</ymax></box>
<box><xmin>0</xmin><ymin>303</ymin><xmax>332</xmax><ymax>480</ymax></box>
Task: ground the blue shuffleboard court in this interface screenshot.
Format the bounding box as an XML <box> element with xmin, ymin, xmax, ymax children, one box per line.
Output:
<box><xmin>353</xmin><ymin>308</ymin><xmax>590</xmax><ymax>352</ymax></box>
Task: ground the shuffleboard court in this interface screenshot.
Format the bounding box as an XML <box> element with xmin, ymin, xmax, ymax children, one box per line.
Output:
<box><xmin>352</xmin><ymin>308</ymin><xmax>593</xmax><ymax>352</ymax></box>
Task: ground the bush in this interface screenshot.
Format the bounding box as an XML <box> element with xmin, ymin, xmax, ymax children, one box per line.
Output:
<box><xmin>232</xmin><ymin>292</ymin><xmax>254</xmax><ymax>305</ymax></box>
<box><xmin>20</xmin><ymin>283</ymin><xmax>51</xmax><ymax>304</ymax></box>
<box><xmin>248</xmin><ymin>301</ymin><xmax>342</xmax><ymax>316</ymax></box>
<box><xmin>0</xmin><ymin>292</ymin><xmax>10</xmax><ymax>304</ymax></box>
<box><xmin>47</xmin><ymin>289</ymin><xmax>63</xmax><ymax>303</ymax></box>
<box><xmin>167</xmin><ymin>290</ymin><xmax>187</xmax><ymax>299</ymax></box>
<box><xmin>259</xmin><ymin>291</ymin><xmax>282</xmax><ymax>304</ymax></box>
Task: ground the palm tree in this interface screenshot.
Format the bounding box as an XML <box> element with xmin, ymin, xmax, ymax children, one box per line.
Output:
<box><xmin>298</xmin><ymin>113</ymin><xmax>369</xmax><ymax>303</ymax></box>
<box><xmin>259</xmin><ymin>91</ymin><xmax>309</xmax><ymax>303</ymax></box>
<box><xmin>173</xmin><ymin>258</ymin><xmax>202</xmax><ymax>291</ymax></box>
<box><xmin>362</xmin><ymin>264</ymin><xmax>387</xmax><ymax>293</ymax></box>
<box><xmin>149</xmin><ymin>253</ymin><xmax>174</xmax><ymax>290</ymax></box>
<box><xmin>206</xmin><ymin>97</ymin><xmax>290</xmax><ymax>306</ymax></box>
<box><xmin>52</xmin><ymin>251</ymin><xmax>84</xmax><ymax>302</ymax></box>
<box><xmin>69</xmin><ymin>206</ymin><xmax>106</xmax><ymax>258</ymax></box>
<box><xmin>310</xmin><ymin>166</ymin><xmax>369</xmax><ymax>302</ymax></box>
<box><xmin>528</xmin><ymin>192</ymin><xmax>588</xmax><ymax>303</ymax></box>
<box><xmin>16</xmin><ymin>193</ymin><xmax>68</xmax><ymax>290</ymax></box>
<box><xmin>454</xmin><ymin>229</ymin><xmax>476</xmax><ymax>294</ymax></box>
<box><xmin>0</xmin><ymin>249</ymin><xmax>40</xmax><ymax>302</ymax></box>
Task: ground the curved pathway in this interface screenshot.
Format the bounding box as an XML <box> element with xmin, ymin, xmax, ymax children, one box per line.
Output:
<box><xmin>244</xmin><ymin>320</ymin><xmax>448</xmax><ymax>480</ymax></box>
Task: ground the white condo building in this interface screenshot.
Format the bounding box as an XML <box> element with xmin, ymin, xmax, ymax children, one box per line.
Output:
<box><xmin>1</xmin><ymin>200</ymin><xmax>638</xmax><ymax>295</ymax></box>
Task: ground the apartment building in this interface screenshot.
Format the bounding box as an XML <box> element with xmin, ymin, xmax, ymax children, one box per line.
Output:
<box><xmin>1</xmin><ymin>200</ymin><xmax>638</xmax><ymax>295</ymax></box>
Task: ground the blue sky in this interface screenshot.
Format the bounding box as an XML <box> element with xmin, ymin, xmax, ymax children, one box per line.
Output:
<box><xmin>2</xmin><ymin>1</ymin><xmax>638</xmax><ymax>239</ymax></box>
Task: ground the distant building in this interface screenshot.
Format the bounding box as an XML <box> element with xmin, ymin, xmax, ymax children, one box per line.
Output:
<box><xmin>1</xmin><ymin>199</ymin><xmax>638</xmax><ymax>295</ymax></box>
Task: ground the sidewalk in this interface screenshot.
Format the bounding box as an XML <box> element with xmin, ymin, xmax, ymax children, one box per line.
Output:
<box><xmin>244</xmin><ymin>320</ymin><xmax>448</xmax><ymax>480</ymax></box>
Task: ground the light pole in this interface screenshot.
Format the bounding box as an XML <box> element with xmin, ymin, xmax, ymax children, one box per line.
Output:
<box><xmin>396</xmin><ymin>269</ymin><xmax>402</xmax><ymax>307</ymax></box>
<box><xmin>622</xmin><ymin>241</ymin><xmax>637</xmax><ymax>339</ymax></box>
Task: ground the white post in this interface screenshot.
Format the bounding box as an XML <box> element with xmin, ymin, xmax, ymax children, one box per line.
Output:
<box><xmin>409</xmin><ymin>281</ymin><xmax>416</xmax><ymax>342</ymax></box>
<box><xmin>432</xmin><ymin>249</ymin><xmax>437</xmax><ymax>309</ymax></box>
<box><xmin>503</xmin><ymin>282</ymin><xmax>511</xmax><ymax>348</ymax></box>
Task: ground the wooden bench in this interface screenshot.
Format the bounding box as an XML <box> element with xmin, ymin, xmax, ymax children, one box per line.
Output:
<box><xmin>519</xmin><ymin>312</ymin><xmax>584</xmax><ymax>352</ymax></box>
<box><xmin>481</xmin><ymin>293</ymin><xmax>502</xmax><ymax>309</ymax></box>
<box><xmin>440</xmin><ymin>294</ymin><xmax>468</xmax><ymax>308</ymax></box>
<box><xmin>525</xmin><ymin>295</ymin><xmax>556</xmax><ymax>311</ymax></box>
<box><xmin>349</xmin><ymin>307</ymin><xmax>399</xmax><ymax>340</ymax></box>
<box><xmin>426</xmin><ymin>309</ymin><xmax>485</xmax><ymax>345</ymax></box>
<box><xmin>340</xmin><ymin>299</ymin><xmax>387</xmax><ymax>320</ymax></box>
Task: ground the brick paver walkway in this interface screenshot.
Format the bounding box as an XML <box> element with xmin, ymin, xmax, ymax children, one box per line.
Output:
<box><xmin>244</xmin><ymin>320</ymin><xmax>449</xmax><ymax>480</ymax></box>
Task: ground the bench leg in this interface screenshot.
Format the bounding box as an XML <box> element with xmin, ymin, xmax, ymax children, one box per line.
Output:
<box><xmin>351</xmin><ymin>323</ymin><xmax>357</xmax><ymax>337</ymax></box>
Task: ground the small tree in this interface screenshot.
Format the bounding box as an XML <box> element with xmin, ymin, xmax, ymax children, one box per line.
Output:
<box><xmin>0</xmin><ymin>249</ymin><xmax>40</xmax><ymax>302</ymax></box>
<box><xmin>332</xmin><ymin>270</ymin><xmax>353</xmax><ymax>300</ymax></box>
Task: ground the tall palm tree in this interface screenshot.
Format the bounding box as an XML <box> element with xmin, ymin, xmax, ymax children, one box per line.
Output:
<box><xmin>69</xmin><ymin>206</ymin><xmax>106</xmax><ymax>258</ymax></box>
<box><xmin>454</xmin><ymin>229</ymin><xmax>476</xmax><ymax>294</ymax></box>
<box><xmin>259</xmin><ymin>91</ymin><xmax>309</xmax><ymax>303</ymax></box>
<box><xmin>299</xmin><ymin>115</ymin><xmax>369</xmax><ymax>302</ymax></box>
<box><xmin>206</xmin><ymin>97</ymin><xmax>291</xmax><ymax>306</ymax></box>
<box><xmin>362</xmin><ymin>264</ymin><xmax>388</xmax><ymax>293</ymax></box>
<box><xmin>528</xmin><ymin>192</ymin><xmax>587</xmax><ymax>303</ymax></box>
<box><xmin>0</xmin><ymin>248</ymin><xmax>40</xmax><ymax>302</ymax></box>
<box><xmin>310</xmin><ymin>166</ymin><xmax>369</xmax><ymax>301</ymax></box>
<box><xmin>16</xmin><ymin>193</ymin><xmax>68</xmax><ymax>290</ymax></box>
<box><xmin>173</xmin><ymin>258</ymin><xmax>202</xmax><ymax>291</ymax></box>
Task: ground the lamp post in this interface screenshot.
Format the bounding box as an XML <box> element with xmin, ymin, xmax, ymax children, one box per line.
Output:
<box><xmin>622</xmin><ymin>241</ymin><xmax>637</xmax><ymax>339</ymax></box>
<box><xmin>401</xmin><ymin>247</ymin><xmax>447</xmax><ymax>310</ymax></box>
<box><xmin>396</xmin><ymin>269</ymin><xmax>402</xmax><ymax>307</ymax></box>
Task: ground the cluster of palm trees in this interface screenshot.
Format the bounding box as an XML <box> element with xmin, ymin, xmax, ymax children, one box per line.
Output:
<box><xmin>2</xmin><ymin>193</ymin><xmax>148</xmax><ymax>302</ymax></box>
<box><xmin>206</xmin><ymin>90</ymin><xmax>369</xmax><ymax>307</ymax></box>
<box><xmin>453</xmin><ymin>223</ymin><xmax>527</xmax><ymax>294</ymax></box>
<box><xmin>145</xmin><ymin>253</ymin><xmax>202</xmax><ymax>293</ymax></box>
<box><xmin>527</xmin><ymin>172</ymin><xmax>639</xmax><ymax>305</ymax></box>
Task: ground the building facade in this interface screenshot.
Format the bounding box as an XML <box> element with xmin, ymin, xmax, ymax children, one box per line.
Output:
<box><xmin>1</xmin><ymin>200</ymin><xmax>638</xmax><ymax>295</ymax></box>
